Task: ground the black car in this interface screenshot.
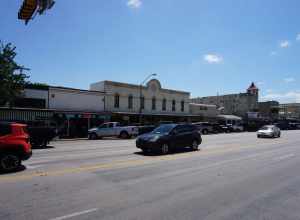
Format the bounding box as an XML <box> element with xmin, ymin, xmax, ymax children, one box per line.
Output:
<box><xmin>28</xmin><ymin>126</ymin><xmax>58</xmax><ymax>147</ymax></box>
<box><xmin>136</xmin><ymin>124</ymin><xmax>202</xmax><ymax>154</ymax></box>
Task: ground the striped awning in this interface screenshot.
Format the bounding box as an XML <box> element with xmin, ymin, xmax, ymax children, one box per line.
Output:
<box><xmin>0</xmin><ymin>108</ymin><xmax>54</xmax><ymax>122</ymax></box>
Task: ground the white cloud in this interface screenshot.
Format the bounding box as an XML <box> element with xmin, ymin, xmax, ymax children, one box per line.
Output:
<box><xmin>279</xmin><ymin>40</ymin><xmax>290</xmax><ymax>48</ymax></box>
<box><xmin>284</xmin><ymin>77</ymin><xmax>295</xmax><ymax>83</ymax></box>
<box><xmin>203</xmin><ymin>54</ymin><xmax>223</xmax><ymax>64</ymax></box>
<box><xmin>270</xmin><ymin>51</ymin><xmax>277</xmax><ymax>56</ymax></box>
<box><xmin>127</xmin><ymin>0</ymin><xmax>142</xmax><ymax>9</ymax></box>
<box><xmin>262</xmin><ymin>91</ymin><xmax>300</xmax><ymax>103</ymax></box>
<box><xmin>257</xmin><ymin>82</ymin><xmax>265</xmax><ymax>86</ymax></box>
<box><xmin>297</xmin><ymin>34</ymin><xmax>300</xmax><ymax>41</ymax></box>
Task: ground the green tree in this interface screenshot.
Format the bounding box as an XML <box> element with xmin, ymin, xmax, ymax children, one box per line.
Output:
<box><xmin>0</xmin><ymin>42</ymin><xmax>29</xmax><ymax>106</ymax></box>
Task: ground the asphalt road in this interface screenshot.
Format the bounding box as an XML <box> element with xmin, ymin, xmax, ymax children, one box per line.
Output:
<box><xmin>1</xmin><ymin>131</ymin><xmax>300</xmax><ymax>220</ymax></box>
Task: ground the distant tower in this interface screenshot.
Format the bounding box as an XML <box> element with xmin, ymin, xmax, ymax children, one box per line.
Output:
<box><xmin>247</xmin><ymin>82</ymin><xmax>259</xmax><ymax>112</ymax></box>
<box><xmin>247</xmin><ymin>82</ymin><xmax>259</xmax><ymax>96</ymax></box>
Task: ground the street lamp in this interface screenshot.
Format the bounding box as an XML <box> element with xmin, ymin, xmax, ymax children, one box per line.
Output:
<box><xmin>139</xmin><ymin>73</ymin><xmax>157</xmax><ymax>124</ymax></box>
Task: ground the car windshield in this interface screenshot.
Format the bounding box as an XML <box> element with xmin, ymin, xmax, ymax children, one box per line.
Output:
<box><xmin>151</xmin><ymin>124</ymin><xmax>176</xmax><ymax>134</ymax></box>
<box><xmin>261</xmin><ymin>126</ymin><xmax>272</xmax><ymax>130</ymax></box>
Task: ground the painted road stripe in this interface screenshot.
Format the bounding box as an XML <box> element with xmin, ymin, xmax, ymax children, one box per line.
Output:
<box><xmin>25</xmin><ymin>165</ymin><xmax>44</xmax><ymax>170</ymax></box>
<box><xmin>1</xmin><ymin>140</ymin><xmax>298</xmax><ymax>183</ymax></box>
<box><xmin>273</xmin><ymin>154</ymin><xmax>295</xmax><ymax>162</ymax></box>
<box><xmin>49</xmin><ymin>208</ymin><xmax>98</xmax><ymax>220</ymax></box>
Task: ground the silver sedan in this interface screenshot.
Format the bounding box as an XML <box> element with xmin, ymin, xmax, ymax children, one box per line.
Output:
<box><xmin>257</xmin><ymin>125</ymin><xmax>281</xmax><ymax>138</ymax></box>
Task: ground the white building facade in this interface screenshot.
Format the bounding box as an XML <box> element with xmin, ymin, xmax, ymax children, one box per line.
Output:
<box><xmin>90</xmin><ymin>79</ymin><xmax>191</xmax><ymax>117</ymax></box>
<box><xmin>48</xmin><ymin>87</ymin><xmax>105</xmax><ymax>112</ymax></box>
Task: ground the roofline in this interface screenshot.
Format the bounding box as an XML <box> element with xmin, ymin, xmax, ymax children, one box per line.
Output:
<box><xmin>49</xmin><ymin>86</ymin><xmax>105</xmax><ymax>94</ymax></box>
<box><xmin>189</xmin><ymin>103</ymin><xmax>217</xmax><ymax>107</ymax></box>
<box><xmin>101</xmin><ymin>80</ymin><xmax>190</xmax><ymax>95</ymax></box>
<box><xmin>191</xmin><ymin>92</ymin><xmax>255</xmax><ymax>99</ymax></box>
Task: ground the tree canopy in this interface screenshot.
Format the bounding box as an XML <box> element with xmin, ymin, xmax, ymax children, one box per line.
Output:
<box><xmin>0</xmin><ymin>42</ymin><xmax>29</xmax><ymax>106</ymax></box>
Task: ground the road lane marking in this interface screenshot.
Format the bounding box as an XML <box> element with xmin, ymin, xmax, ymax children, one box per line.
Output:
<box><xmin>273</xmin><ymin>154</ymin><xmax>295</xmax><ymax>162</ymax></box>
<box><xmin>49</xmin><ymin>208</ymin><xmax>98</xmax><ymax>220</ymax></box>
<box><xmin>26</xmin><ymin>165</ymin><xmax>44</xmax><ymax>169</ymax></box>
<box><xmin>1</xmin><ymin>141</ymin><xmax>299</xmax><ymax>183</ymax></box>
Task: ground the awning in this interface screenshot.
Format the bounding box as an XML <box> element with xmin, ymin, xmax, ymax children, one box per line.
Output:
<box><xmin>113</xmin><ymin>111</ymin><xmax>200</xmax><ymax>117</ymax></box>
<box><xmin>0</xmin><ymin>107</ymin><xmax>54</xmax><ymax>122</ymax></box>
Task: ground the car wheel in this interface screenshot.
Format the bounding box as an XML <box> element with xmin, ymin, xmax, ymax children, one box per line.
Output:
<box><xmin>278</xmin><ymin>132</ymin><xmax>281</xmax><ymax>138</ymax></box>
<box><xmin>89</xmin><ymin>133</ymin><xmax>97</xmax><ymax>140</ymax></box>
<box><xmin>42</xmin><ymin>140</ymin><xmax>48</xmax><ymax>147</ymax></box>
<box><xmin>257</xmin><ymin>135</ymin><xmax>261</xmax><ymax>138</ymax></box>
<box><xmin>120</xmin><ymin>131</ymin><xmax>129</xmax><ymax>139</ymax></box>
<box><xmin>161</xmin><ymin>143</ymin><xmax>169</xmax><ymax>155</ymax></box>
<box><xmin>0</xmin><ymin>154</ymin><xmax>21</xmax><ymax>172</ymax></box>
<box><xmin>191</xmin><ymin>140</ymin><xmax>199</xmax><ymax>151</ymax></box>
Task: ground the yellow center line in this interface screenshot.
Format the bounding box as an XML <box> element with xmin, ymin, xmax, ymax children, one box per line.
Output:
<box><xmin>0</xmin><ymin>139</ymin><xmax>293</xmax><ymax>183</ymax></box>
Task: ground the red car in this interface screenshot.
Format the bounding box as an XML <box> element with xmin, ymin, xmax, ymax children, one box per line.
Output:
<box><xmin>0</xmin><ymin>122</ymin><xmax>32</xmax><ymax>172</ymax></box>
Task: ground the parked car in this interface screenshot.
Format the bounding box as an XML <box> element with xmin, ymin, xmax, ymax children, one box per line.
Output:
<box><xmin>88</xmin><ymin>122</ymin><xmax>139</xmax><ymax>139</ymax></box>
<box><xmin>211</xmin><ymin>123</ymin><xmax>232</xmax><ymax>133</ymax></box>
<box><xmin>0</xmin><ymin>122</ymin><xmax>32</xmax><ymax>172</ymax></box>
<box><xmin>257</xmin><ymin>125</ymin><xmax>281</xmax><ymax>138</ymax></box>
<box><xmin>136</xmin><ymin>123</ymin><xmax>202</xmax><ymax>154</ymax></box>
<box><xmin>28</xmin><ymin>126</ymin><xmax>58</xmax><ymax>147</ymax></box>
<box><xmin>192</xmin><ymin>122</ymin><xmax>214</xmax><ymax>134</ymax></box>
<box><xmin>288</xmin><ymin>123</ymin><xmax>300</xmax><ymax>130</ymax></box>
<box><xmin>274</xmin><ymin>122</ymin><xmax>290</xmax><ymax>130</ymax></box>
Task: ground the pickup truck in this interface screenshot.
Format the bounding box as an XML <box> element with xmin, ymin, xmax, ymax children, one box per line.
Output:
<box><xmin>88</xmin><ymin>122</ymin><xmax>139</xmax><ymax>139</ymax></box>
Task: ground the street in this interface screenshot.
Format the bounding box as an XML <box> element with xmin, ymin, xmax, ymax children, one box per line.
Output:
<box><xmin>1</xmin><ymin>131</ymin><xmax>300</xmax><ymax>220</ymax></box>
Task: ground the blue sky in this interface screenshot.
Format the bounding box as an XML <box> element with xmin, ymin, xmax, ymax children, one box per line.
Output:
<box><xmin>1</xmin><ymin>0</ymin><xmax>300</xmax><ymax>103</ymax></box>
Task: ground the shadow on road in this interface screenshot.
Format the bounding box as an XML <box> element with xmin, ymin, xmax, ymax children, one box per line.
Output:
<box><xmin>134</xmin><ymin>147</ymin><xmax>195</xmax><ymax>157</ymax></box>
<box><xmin>0</xmin><ymin>165</ymin><xmax>26</xmax><ymax>175</ymax></box>
<box><xmin>32</xmin><ymin>145</ymin><xmax>55</xmax><ymax>150</ymax></box>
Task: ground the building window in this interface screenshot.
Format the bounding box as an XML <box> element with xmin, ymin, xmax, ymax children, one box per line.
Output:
<box><xmin>162</xmin><ymin>98</ymin><xmax>167</xmax><ymax>111</ymax></box>
<box><xmin>128</xmin><ymin>95</ymin><xmax>133</xmax><ymax>109</ymax></box>
<box><xmin>152</xmin><ymin>97</ymin><xmax>156</xmax><ymax>110</ymax></box>
<box><xmin>172</xmin><ymin>100</ymin><xmax>176</xmax><ymax>112</ymax></box>
<box><xmin>114</xmin><ymin>94</ymin><xmax>120</xmax><ymax>108</ymax></box>
<box><xmin>140</xmin><ymin>96</ymin><xmax>145</xmax><ymax>110</ymax></box>
<box><xmin>181</xmin><ymin>100</ymin><xmax>184</xmax><ymax>112</ymax></box>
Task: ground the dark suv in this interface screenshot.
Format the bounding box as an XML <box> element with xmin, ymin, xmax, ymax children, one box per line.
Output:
<box><xmin>136</xmin><ymin>124</ymin><xmax>202</xmax><ymax>154</ymax></box>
